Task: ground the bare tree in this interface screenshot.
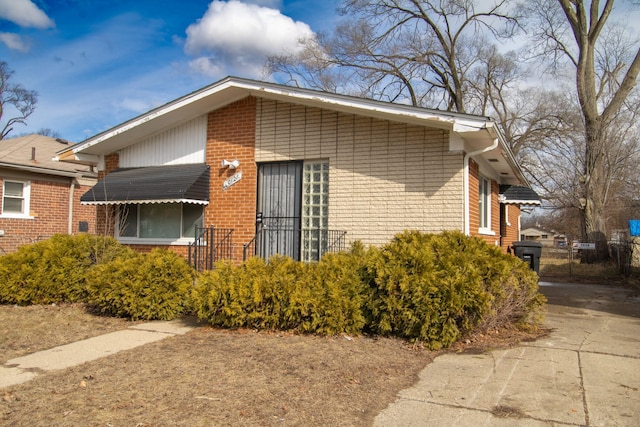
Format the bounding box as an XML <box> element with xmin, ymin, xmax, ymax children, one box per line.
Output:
<box><xmin>526</xmin><ymin>0</ymin><xmax>640</xmax><ymax>260</ymax></box>
<box><xmin>36</xmin><ymin>128</ymin><xmax>61</xmax><ymax>138</ymax></box>
<box><xmin>268</xmin><ymin>0</ymin><xmax>522</xmax><ymax>112</ymax></box>
<box><xmin>0</xmin><ymin>61</ymin><xmax>38</xmax><ymax>140</ymax></box>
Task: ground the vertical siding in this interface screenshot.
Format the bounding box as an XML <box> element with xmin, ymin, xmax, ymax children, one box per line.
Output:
<box><xmin>256</xmin><ymin>99</ymin><xmax>464</xmax><ymax>246</ymax></box>
<box><xmin>119</xmin><ymin>115</ymin><xmax>207</xmax><ymax>167</ymax></box>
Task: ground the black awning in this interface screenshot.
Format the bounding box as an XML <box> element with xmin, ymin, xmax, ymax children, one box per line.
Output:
<box><xmin>499</xmin><ymin>185</ymin><xmax>541</xmax><ymax>206</ymax></box>
<box><xmin>81</xmin><ymin>164</ymin><xmax>210</xmax><ymax>205</ymax></box>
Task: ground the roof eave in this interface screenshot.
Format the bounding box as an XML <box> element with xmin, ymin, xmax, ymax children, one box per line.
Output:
<box><xmin>64</xmin><ymin>76</ymin><xmax>498</xmax><ymax>157</ymax></box>
<box><xmin>0</xmin><ymin>162</ymin><xmax>95</xmax><ymax>179</ymax></box>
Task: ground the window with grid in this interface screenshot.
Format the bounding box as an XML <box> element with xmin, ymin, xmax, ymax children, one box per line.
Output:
<box><xmin>1</xmin><ymin>180</ymin><xmax>30</xmax><ymax>217</ymax></box>
<box><xmin>301</xmin><ymin>161</ymin><xmax>329</xmax><ymax>262</ymax></box>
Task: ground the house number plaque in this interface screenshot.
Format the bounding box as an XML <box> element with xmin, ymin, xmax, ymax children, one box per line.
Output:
<box><xmin>223</xmin><ymin>171</ymin><xmax>242</xmax><ymax>191</ymax></box>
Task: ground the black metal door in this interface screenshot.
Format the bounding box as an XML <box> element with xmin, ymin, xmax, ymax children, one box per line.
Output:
<box><xmin>257</xmin><ymin>162</ymin><xmax>302</xmax><ymax>260</ymax></box>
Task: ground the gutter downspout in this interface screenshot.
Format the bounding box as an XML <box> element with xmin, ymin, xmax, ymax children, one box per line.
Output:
<box><xmin>463</xmin><ymin>136</ymin><xmax>499</xmax><ymax>236</ymax></box>
<box><xmin>68</xmin><ymin>178</ymin><xmax>77</xmax><ymax>234</ymax></box>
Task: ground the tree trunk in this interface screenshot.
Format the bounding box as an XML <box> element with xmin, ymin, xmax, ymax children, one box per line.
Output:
<box><xmin>581</xmin><ymin>120</ymin><xmax>609</xmax><ymax>262</ymax></box>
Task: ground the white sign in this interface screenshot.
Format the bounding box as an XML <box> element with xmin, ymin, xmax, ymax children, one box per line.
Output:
<box><xmin>223</xmin><ymin>171</ymin><xmax>242</xmax><ymax>191</ymax></box>
<box><xmin>573</xmin><ymin>242</ymin><xmax>596</xmax><ymax>250</ymax></box>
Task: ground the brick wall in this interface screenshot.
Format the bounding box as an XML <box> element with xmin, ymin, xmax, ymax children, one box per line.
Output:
<box><xmin>468</xmin><ymin>159</ymin><xmax>501</xmax><ymax>248</ymax></box>
<box><xmin>468</xmin><ymin>159</ymin><xmax>480</xmax><ymax>235</ymax></box>
<box><xmin>205</xmin><ymin>97</ymin><xmax>257</xmax><ymax>260</ymax></box>
<box><xmin>0</xmin><ymin>175</ymin><xmax>97</xmax><ymax>254</ymax></box>
<box><xmin>501</xmin><ymin>203</ymin><xmax>521</xmax><ymax>252</ymax></box>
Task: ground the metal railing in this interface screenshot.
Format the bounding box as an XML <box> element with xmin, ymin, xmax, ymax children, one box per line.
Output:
<box><xmin>189</xmin><ymin>226</ymin><xmax>234</xmax><ymax>272</ymax></box>
<box><xmin>243</xmin><ymin>228</ymin><xmax>347</xmax><ymax>262</ymax></box>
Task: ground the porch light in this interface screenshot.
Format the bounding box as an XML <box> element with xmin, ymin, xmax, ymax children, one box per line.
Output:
<box><xmin>221</xmin><ymin>159</ymin><xmax>240</xmax><ymax>169</ymax></box>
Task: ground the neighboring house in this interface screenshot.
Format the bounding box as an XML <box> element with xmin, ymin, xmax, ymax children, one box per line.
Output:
<box><xmin>56</xmin><ymin>77</ymin><xmax>540</xmax><ymax>264</ymax></box>
<box><xmin>520</xmin><ymin>227</ymin><xmax>566</xmax><ymax>247</ymax></box>
<box><xmin>0</xmin><ymin>135</ymin><xmax>97</xmax><ymax>254</ymax></box>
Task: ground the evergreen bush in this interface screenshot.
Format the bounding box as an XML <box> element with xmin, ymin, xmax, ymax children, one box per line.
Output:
<box><xmin>86</xmin><ymin>248</ymin><xmax>196</xmax><ymax>320</ymax></box>
<box><xmin>0</xmin><ymin>234</ymin><xmax>132</xmax><ymax>305</ymax></box>
<box><xmin>191</xmin><ymin>231</ymin><xmax>544</xmax><ymax>347</ymax></box>
<box><xmin>287</xmin><ymin>251</ymin><xmax>369</xmax><ymax>335</ymax></box>
<box><xmin>192</xmin><ymin>252</ymin><xmax>369</xmax><ymax>335</ymax></box>
<box><xmin>365</xmin><ymin>230</ymin><xmax>544</xmax><ymax>349</ymax></box>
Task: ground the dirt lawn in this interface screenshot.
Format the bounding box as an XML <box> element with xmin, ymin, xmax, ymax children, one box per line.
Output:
<box><xmin>0</xmin><ymin>304</ymin><xmax>540</xmax><ymax>426</ymax></box>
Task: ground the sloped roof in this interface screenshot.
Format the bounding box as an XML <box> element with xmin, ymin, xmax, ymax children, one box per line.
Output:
<box><xmin>0</xmin><ymin>134</ymin><xmax>96</xmax><ymax>178</ymax></box>
<box><xmin>80</xmin><ymin>164</ymin><xmax>210</xmax><ymax>205</ymax></box>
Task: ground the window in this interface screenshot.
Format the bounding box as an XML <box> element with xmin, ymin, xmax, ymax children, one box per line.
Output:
<box><xmin>478</xmin><ymin>176</ymin><xmax>492</xmax><ymax>232</ymax></box>
<box><xmin>1</xmin><ymin>180</ymin><xmax>31</xmax><ymax>218</ymax></box>
<box><xmin>301</xmin><ymin>161</ymin><xmax>329</xmax><ymax>262</ymax></box>
<box><xmin>118</xmin><ymin>203</ymin><xmax>203</xmax><ymax>241</ymax></box>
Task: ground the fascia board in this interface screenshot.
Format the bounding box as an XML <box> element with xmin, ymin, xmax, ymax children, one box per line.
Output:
<box><xmin>70</xmin><ymin>77</ymin><xmax>498</xmax><ymax>156</ymax></box>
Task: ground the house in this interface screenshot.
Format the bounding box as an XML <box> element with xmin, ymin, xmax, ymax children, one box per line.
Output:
<box><xmin>56</xmin><ymin>77</ymin><xmax>540</xmax><ymax>264</ymax></box>
<box><xmin>0</xmin><ymin>135</ymin><xmax>97</xmax><ymax>254</ymax></box>
<box><xmin>520</xmin><ymin>227</ymin><xmax>566</xmax><ymax>247</ymax></box>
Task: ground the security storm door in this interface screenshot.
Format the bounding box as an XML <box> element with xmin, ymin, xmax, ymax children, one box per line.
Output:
<box><xmin>257</xmin><ymin>162</ymin><xmax>303</xmax><ymax>261</ymax></box>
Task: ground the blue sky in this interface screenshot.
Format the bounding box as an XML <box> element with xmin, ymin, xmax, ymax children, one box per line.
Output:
<box><xmin>0</xmin><ymin>0</ymin><xmax>339</xmax><ymax>142</ymax></box>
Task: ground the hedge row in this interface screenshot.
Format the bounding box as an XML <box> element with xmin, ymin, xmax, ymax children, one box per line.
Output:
<box><xmin>195</xmin><ymin>231</ymin><xmax>545</xmax><ymax>349</ymax></box>
<box><xmin>0</xmin><ymin>234</ymin><xmax>194</xmax><ymax>320</ymax></box>
<box><xmin>0</xmin><ymin>231</ymin><xmax>545</xmax><ymax>349</ymax></box>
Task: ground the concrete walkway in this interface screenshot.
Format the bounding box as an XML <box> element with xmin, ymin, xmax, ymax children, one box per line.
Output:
<box><xmin>375</xmin><ymin>282</ymin><xmax>640</xmax><ymax>426</ymax></box>
<box><xmin>0</xmin><ymin>317</ymin><xmax>199</xmax><ymax>389</ymax></box>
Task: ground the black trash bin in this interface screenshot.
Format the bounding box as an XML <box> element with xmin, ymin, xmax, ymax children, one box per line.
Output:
<box><xmin>511</xmin><ymin>241</ymin><xmax>542</xmax><ymax>274</ymax></box>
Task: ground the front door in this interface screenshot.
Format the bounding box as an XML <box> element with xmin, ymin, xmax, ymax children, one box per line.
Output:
<box><xmin>257</xmin><ymin>161</ymin><xmax>330</xmax><ymax>261</ymax></box>
<box><xmin>257</xmin><ymin>162</ymin><xmax>303</xmax><ymax>260</ymax></box>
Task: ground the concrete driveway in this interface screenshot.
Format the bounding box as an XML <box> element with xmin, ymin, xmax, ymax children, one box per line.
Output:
<box><xmin>375</xmin><ymin>282</ymin><xmax>640</xmax><ymax>426</ymax></box>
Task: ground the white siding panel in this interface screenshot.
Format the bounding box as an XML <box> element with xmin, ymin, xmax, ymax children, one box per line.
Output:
<box><xmin>119</xmin><ymin>115</ymin><xmax>207</xmax><ymax>167</ymax></box>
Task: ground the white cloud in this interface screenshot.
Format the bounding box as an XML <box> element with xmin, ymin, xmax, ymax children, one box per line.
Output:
<box><xmin>0</xmin><ymin>32</ymin><xmax>30</xmax><ymax>52</ymax></box>
<box><xmin>184</xmin><ymin>0</ymin><xmax>315</xmax><ymax>78</ymax></box>
<box><xmin>0</xmin><ymin>0</ymin><xmax>55</xmax><ymax>29</ymax></box>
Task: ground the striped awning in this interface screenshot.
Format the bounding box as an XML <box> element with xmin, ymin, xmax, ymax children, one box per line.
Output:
<box><xmin>81</xmin><ymin>164</ymin><xmax>210</xmax><ymax>205</ymax></box>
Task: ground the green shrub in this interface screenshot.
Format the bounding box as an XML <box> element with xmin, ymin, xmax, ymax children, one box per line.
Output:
<box><xmin>0</xmin><ymin>234</ymin><xmax>132</xmax><ymax>305</ymax></box>
<box><xmin>192</xmin><ymin>252</ymin><xmax>369</xmax><ymax>335</ymax></box>
<box><xmin>287</xmin><ymin>251</ymin><xmax>369</xmax><ymax>335</ymax></box>
<box><xmin>365</xmin><ymin>230</ymin><xmax>544</xmax><ymax>349</ymax></box>
<box><xmin>190</xmin><ymin>231</ymin><xmax>545</xmax><ymax>347</ymax></box>
<box><xmin>192</xmin><ymin>256</ymin><xmax>292</xmax><ymax>329</ymax></box>
<box><xmin>87</xmin><ymin>248</ymin><xmax>196</xmax><ymax>320</ymax></box>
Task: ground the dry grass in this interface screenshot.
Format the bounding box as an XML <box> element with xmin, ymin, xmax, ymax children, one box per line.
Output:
<box><xmin>0</xmin><ymin>304</ymin><xmax>139</xmax><ymax>363</ymax></box>
<box><xmin>0</xmin><ymin>303</ymin><xmax>545</xmax><ymax>426</ymax></box>
<box><xmin>0</xmin><ymin>304</ymin><xmax>432</xmax><ymax>426</ymax></box>
<box><xmin>539</xmin><ymin>249</ymin><xmax>625</xmax><ymax>284</ymax></box>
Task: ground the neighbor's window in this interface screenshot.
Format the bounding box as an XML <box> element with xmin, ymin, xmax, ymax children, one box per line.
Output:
<box><xmin>118</xmin><ymin>203</ymin><xmax>204</xmax><ymax>240</ymax></box>
<box><xmin>1</xmin><ymin>180</ymin><xmax>31</xmax><ymax>217</ymax></box>
<box><xmin>479</xmin><ymin>176</ymin><xmax>491</xmax><ymax>231</ymax></box>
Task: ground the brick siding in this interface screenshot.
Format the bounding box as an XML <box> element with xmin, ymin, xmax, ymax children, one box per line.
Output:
<box><xmin>468</xmin><ymin>159</ymin><xmax>502</xmax><ymax>248</ymax></box>
<box><xmin>0</xmin><ymin>176</ymin><xmax>97</xmax><ymax>254</ymax></box>
<box><xmin>205</xmin><ymin>97</ymin><xmax>257</xmax><ymax>261</ymax></box>
<box><xmin>501</xmin><ymin>203</ymin><xmax>522</xmax><ymax>252</ymax></box>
